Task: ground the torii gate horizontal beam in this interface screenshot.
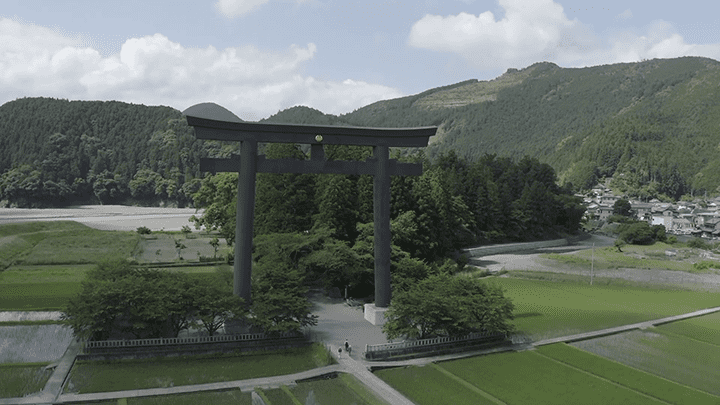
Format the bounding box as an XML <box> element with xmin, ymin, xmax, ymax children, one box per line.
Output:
<box><xmin>186</xmin><ymin>115</ymin><xmax>436</xmax><ymax>147</ymax></box>
<box><xmin>200</xmin><ymin>156</ymin><xmax>422</xmax><ymax>176</ymax></box>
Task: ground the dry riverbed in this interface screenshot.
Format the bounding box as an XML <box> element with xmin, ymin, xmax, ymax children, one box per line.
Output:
<box><xmin>0</xmin><ymin>205</ymin><xmax>204</xmax><ymax>231</ymax></box>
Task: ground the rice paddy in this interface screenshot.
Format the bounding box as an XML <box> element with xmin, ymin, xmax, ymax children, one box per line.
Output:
<box><xmin>0</xmin><ymin>324</ymin><xmax>74</xmax><ymax>363</ymax></box>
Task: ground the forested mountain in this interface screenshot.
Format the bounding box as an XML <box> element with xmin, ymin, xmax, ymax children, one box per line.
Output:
<box><xmin>336</xmin><ymin>57</ymin><xmax>720</xmax><ymax>200</ymax></box>
<box><xmin>0</xmin><ymin>98</ymin><xmax>239</xmax><ymax>207</ymax></box>
<box><xmin>3</xmin><ymin>56</ymin><xmax>720</xmax><ymax>207</ymax></box>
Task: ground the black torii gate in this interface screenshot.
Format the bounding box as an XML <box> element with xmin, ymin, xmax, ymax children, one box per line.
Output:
<box><xmin>183</xmin><ymin>103</ymin><xmax>436</xmax><ymax>324</ymax></box>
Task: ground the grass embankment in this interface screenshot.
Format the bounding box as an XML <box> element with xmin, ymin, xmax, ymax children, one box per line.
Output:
<box><xmin>542</xmin><ymin>242</ymin><xmax>720</xmax><ymax>273</ymax></box>
<box><xmin>65</xmin><ymin>343</ymin><xmax>335</xmax><ymax>394</ymax></box>
<box><xmin>0</xmin><ymin>363</ymin><xmax>53</xmax><ymax>398</ymax></box>
<box><xmin>488</xmin><ymin>277</ymin><xmax>720</xmax><ymax>340</ymax></box>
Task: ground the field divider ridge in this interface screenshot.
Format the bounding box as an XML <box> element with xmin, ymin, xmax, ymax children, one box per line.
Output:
<box><xmin>429</xmin><ymin>363</ymin><xmax>507</xmax><ymax>405</ymax></box>
<box><xmin>532</xmin><ymin>305</ymin><xmax>720</xmax><ymax>347</ymax></box>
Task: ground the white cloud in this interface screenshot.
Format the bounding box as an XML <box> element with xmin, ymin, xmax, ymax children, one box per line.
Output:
<box><xmin>408</xmin><ymin>0</ymin><xmax>720</xmax><ymax>70</ymax></box>
<box><xmin>615</xmin><ymin>9</ymin><xmax>633</xmax><ymax>21</ymax></box>
<box><xmin>408</xmin><ymin>0</ymin><xmax>582</xmax><ymax>68</ymax></box>
<box><xmin>215</xmin><ymin>0</ymin><xmax>271</xmax><ymax>18</ymax></box>
<box><xmin>214</xmin><ymin>0</ymin><xmax>314</xmax><ymax>18</ymax></box>
<box><xmin>0</xmin><ymin>17</ymin><xmax>403</xmax><ymax>119</ymax></box>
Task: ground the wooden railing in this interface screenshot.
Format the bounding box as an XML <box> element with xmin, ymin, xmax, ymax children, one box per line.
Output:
<box><xmin>364</xmin><ymin>331</ymin><xmax>506</xmax><ymax>359</ymax></box>
<box><xmin>85</xmin><ymin>331</ymin><xmax>299</xmax><ymax>349</ymax></box>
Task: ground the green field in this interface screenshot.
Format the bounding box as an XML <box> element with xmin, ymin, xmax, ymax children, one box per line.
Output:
<box><xmin>490</xmin><ymin>277</ymin><xmax>720</xmax><ymax>340</ymax></box>
<box><xmin>377</xmin><ymin>351</ymin><xmax>664</xmax><ymax>405</ymax></box>
<box><xmin>287</xmin><ymin>373</ymin><xmax>386</xmax><ymax>405</ymax></box>
<box><xmin>0</xmin><ymin>282</ymin><xmax>82</xmax><ymax>310</ymax></box>
<box><xmin>128</xmin><ymin>390</ymin><xmax>252</xmax><ymax>405</ymax></box>
<box><xmin>374</xmin><ymin>364</ymin><xmax>499</xmax><ymax>405</ymax></box>
<box><xmin>657</xmin><ymin>311</ymin><xmax>720</xmax><ymax>345</ymax></box>
<box><xmin>0</xmin><ymin>363</ymin><xmax>53</xmax><ymax>398</ymax></box>
<box><xmin>0</xmin><ymin>221</ymin><xmax>139</xmax><ymax>310</ymax></box>
<box><xmin>536</xmin><ymin>343</ymin><xmax>720</xmax><ymax>405</ymax></box>
<box><xmin>0</xmin><ymin>221</ymin><xmax>232</xmax><ymax>310</ymax></box>
<box><xmin>65</xmin><ymin>343</ymin><xmax>335</xmax><ymax>394</ymax></box>
<box><xmin>0</xmin><ymin>221</ymin><xmax>140</xmax><ymax>266</ymax></box>
<box><xmin>571</xmin><ymin>328</ymin><xmax>720</xmax><ymax>396</ymax></box>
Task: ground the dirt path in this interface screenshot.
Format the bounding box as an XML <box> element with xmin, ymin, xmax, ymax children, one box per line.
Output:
<box><xmin>474</xmin><ymin>234</ymin><xmax>720</xmax><ymax>291</ymax></box>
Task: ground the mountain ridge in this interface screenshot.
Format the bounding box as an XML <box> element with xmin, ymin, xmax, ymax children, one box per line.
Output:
<box><xmin>2</xmin><ymin>56</ymin><xmax>720</xmax><ymax>205</ymax></box>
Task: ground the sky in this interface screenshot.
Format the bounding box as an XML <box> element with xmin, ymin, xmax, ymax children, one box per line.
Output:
<box><xmin>1</xmin><ymin>0</ymin><xmax>719</xmax><ymax>120</ymax></box>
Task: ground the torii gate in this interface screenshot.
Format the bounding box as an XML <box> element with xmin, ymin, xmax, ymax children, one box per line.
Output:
<box><xmin>183</xmin><ymin>103</ymin><xmax>436</xmax><ymax>325</ymax></box>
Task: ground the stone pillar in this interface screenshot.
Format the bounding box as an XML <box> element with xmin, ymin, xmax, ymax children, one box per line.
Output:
<box><xmin>234</xmin><ymin>140</ymin><xmax>257</xmax><ymax>303</ymax></box>
<box><xmin>373</xmin><ymin>145</ymin><xmax>391</xmax><ymax>308</ymax></box>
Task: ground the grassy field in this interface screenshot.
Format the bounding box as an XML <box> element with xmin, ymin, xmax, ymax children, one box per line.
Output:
<box><xmin>0</xmin><ymin>363</ymin><xmax>53</xmax><ymax>398</ymax></box>
<box><xmin>488</xmin><ymin>277</ymin><xmax>720</xmax><ymax>340</ymax></box>
<box><xmin>287</xmin><ymin>373</ymin><xmax>387</xmax><ymax>405</ymax></box>
<box><xmin>542</xmin><ymin>242</ymin><xmax>718</xmax><ymax>273</ymax></box>
<box><xmin>65</xmin><ymin>343</ymin><xmax>335</xmax><ymax>394</ymax></box>
<box><xmin>128</xmin><ymin>390</ymin><xmax>252</xmax><ymax>405</ymax></box>
<box><xmin>536</xmin><ymin>343</ymin><xmax>720</xmax><ymax>405</ymax></box>
<box><xmin>0</xmin><ymin>221</ymin><xmax>139</xmax><ymax>310</ymax></box>
<box><xmin>571</xmin><ymin>328</ymin><xmax>720</xmax><ymax>396</ymax></box>
<box><xmin>0</xmin><ymin>221</ymin><xmax>140</xmax><ymax>266</ymax></box>
<box><xmin>374</xmin><ymin>364</ymin><xmax>499</xmax><ymax>405</ymax></box>
<box><xmin>377</xmin><ymin>351</ymin><xmax>664</xmax><ymax>405</ymax></box>
<box><xmin>0</xmin><ymin>221</ymin><xmax>232</xmax><ymax>311</ymax></box>
<box><xmin>0</xmin><ymin>282</ymin><xmax>82</xmax><ymax>310</ymax></box>
<box><xmin>657</xmin><ymin>310</ymin><xmax>720</xmax><ymax>345</ymax></box>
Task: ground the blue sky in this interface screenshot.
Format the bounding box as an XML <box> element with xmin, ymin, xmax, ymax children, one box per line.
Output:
<box><xmin>1</xmin><ymin>0</ymin><xmax>718</xmax><ymax>120</ymax></box>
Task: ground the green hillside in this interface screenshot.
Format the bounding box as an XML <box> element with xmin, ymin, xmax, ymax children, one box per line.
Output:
<box><xmin>0</xmin><ymin>98</ymin><xmax>234</xmax><ymax>207</ymax></box>
<box><xmin>2</xmin><ymin>56</ymin><xmax>720</xmax><ymax>206</ymax></box>
<box><xmin>337</xmin><ymin>57</ymin><xmax>720</xmax><ymax>200</ymax></box>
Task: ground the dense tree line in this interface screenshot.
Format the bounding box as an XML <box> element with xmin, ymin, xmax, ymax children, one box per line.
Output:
<box><xmin>191</xmin><ymin>144</ymin><xmax>584</xmax><ymax>301</ymax></box>
<box><xmin>62</xmin><ymin>260</ymin><xmax>316</xmax><ymax>340</ymax></box>
<box><xmin>0</xmin><ymin>98</ymin><xmax>227</xmax><ymax>207</ymax></box>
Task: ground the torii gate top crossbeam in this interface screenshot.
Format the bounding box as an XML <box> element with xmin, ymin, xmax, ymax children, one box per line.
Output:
<box><xmin>184</xmin><ymin>114</ymin><xmax>435</xmax><ymax>149</ymax></box>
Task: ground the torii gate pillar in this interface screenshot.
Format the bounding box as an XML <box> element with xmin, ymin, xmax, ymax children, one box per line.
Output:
<box><xmin>183</xmin><ymin>103</ymin><xmax>436</xmax><ymax>325</ymax></box>
<box><xmin>234</xmin><ymin>139</ymin><xmax>256</xmax><ymax>300</ymax></box>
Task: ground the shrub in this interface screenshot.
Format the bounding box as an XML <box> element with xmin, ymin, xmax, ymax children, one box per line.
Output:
<box><xmin>136</xmin><ymin>226</ymin><xmax>152</xmax><ymax>235</ymax></box>
<box><xmin>688</xmin><ymin>238</ymin><xmax>710</xmax><ymax>250</ymax></box>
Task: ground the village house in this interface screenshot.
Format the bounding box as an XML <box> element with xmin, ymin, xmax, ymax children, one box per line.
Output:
<box><xmin>585</xmin><ymin>183</ymin><xmax>720</xmax><ymax>238</ymax></box>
